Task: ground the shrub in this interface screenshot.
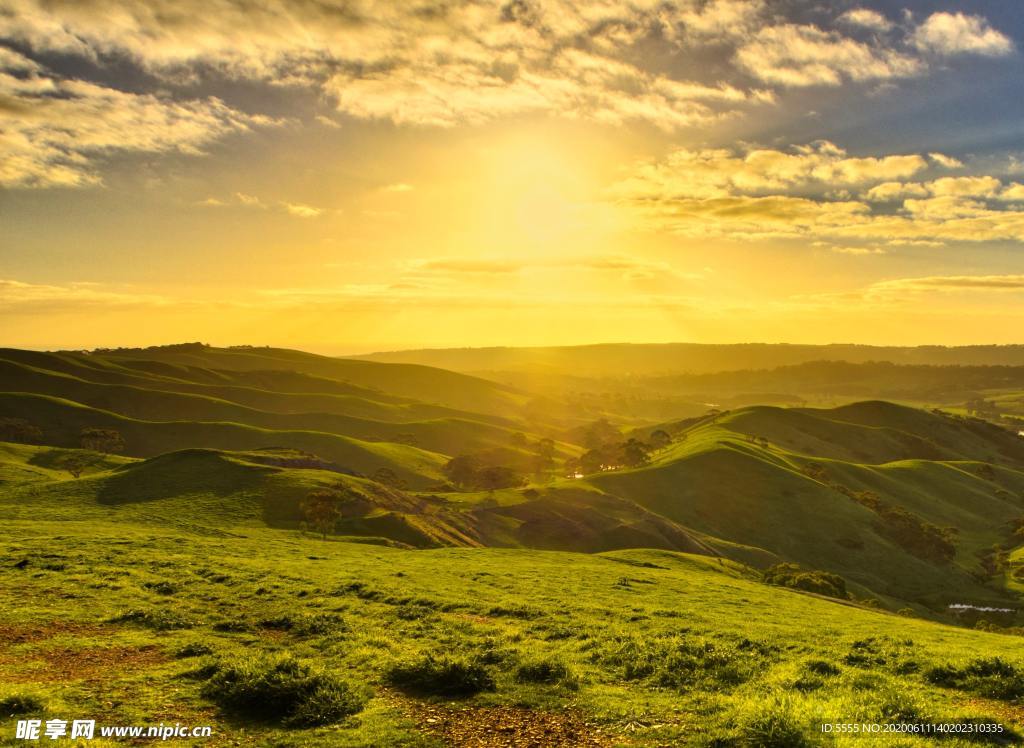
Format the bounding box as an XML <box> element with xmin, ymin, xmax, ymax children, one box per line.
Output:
<box><xmin>0</xmin><ymin>693</ymin><xmax>44</xmax><ymax>716</ymax></box>
<box><xmin>735</xmin><ymin>695</ymin><xmax>816</xmax><ymax>748</ymax></box>
<box><xmin>763</xmin><ymin>564</ymin><xmax>848</xmax><ymax>599</ymax></box>
<box><xmin>600</xmin><ymin>635</ymin><xmax>766</xmax><ymax>691</ymax></box>
<box><xmin>143</xmin><ymin>580</ymin><xmax>178</xmax><ymax>595</ymax></box>
<box><xmin>515</xmin><ymin>656</ymin><xmax>579</xmax><ymax>689</ymax></box>
<box><xmin>259</xmin><ymin>613</ymin><xmax>347</xmax><ymax>637</ymax></box>
<box><xmin>201</xmin><ymin>653</ymin><xmax>367</xmax><ymax>727</ymax></box>
<box><xmin>110</xmin><ymin>608</ymin><xmax>192</xmax><ymax>631</ymax></box>
<box><xmin>925</xmin><ymin>657</ymin><xmax>1024</xmax><ymax>701</ymax></box>
<box><xmin>805</xmin><ymin>659</ymin><xmax>840</xmax><ymax>676</ymax></box>
<box><xmin>175</xmin><ymin>642</ymin><xmax>214</xmax><ymax>658</ymax></box>
<box><xmin>385</xmin><ymin>653</ymin><xmax>496</xmax><ymax>697</ymax></box>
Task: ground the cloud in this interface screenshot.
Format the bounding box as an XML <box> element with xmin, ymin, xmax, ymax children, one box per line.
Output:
<box><xmin>613</xmin><ymin>140</ymin><xmax>1024</xmax><ymax>244</ymax></box>
<box><xmin>0</xmin><ymin>278</ymin><xmax>170</xmax><ymax>311</ymax></box>
<box><xmin>234</xmin><ymin>192</ymin><xmax>267</xmax><ymax>209</ymax></box>
<box><xmin>927</xmin><ymin>176</ymin><xmax>1002</xmax><ymax>198</ymax></box>
<box><xmin>1000</xmin><ymin>183</ymin><xmax>1024</xmax><ymax>202</ymax></box>
<box><xmin>612</xmin><ymin>142</ymin><xmax>929</xmax><ymax>203</ymax></box>
<box><xmin>408</xmin><ymin>258</ymin><xmax>523</xmax><ymax>274</ymax></box>
<box><xmin>2</xmin><ymin>0</ymin><xmax>776</xmax><ymax>134</ymax></box>
<box><xmin>838</xmin><ymin>9</ymin><xmax>893</xmax><ymax>32</ymax></box>
<box><xmin>929</xmin><ymin>152</ymin><xmax>963</xmax><ymax>169</ymax></box>
<box><xmin>283</xmin><ymin>202</ymin><xmax>322</xmax><ymax>218</ymax></box>
<box><xmin>821</xmin><ymin>244</ymin><xmax>887</xmax><ymax>256</ymax></box>
<box><xmin>199</xmin><ymin>192</ymin><xmax>323</xmax><ymax>218</ymax></box>
<box><xmin>735</xmin><ymin>23</ymin><xmax>922</xmax><ymax>87</ymax></box>
<box><xmin>381</xmin><ymin>183</ymin><xmax>414</xmax><ymax>193</ymax></box>
<box><xmin>864</xmin><ymin>181</ymin><xmax>929</xmax><ymax>202</ymax></box>
<box><xmin>868</xmin><ymin>275</ymin><xmax>1024</xmax><ymax>298</ymax></box>
<box><xmin>913</xmin><ymin>12</ymin><xmax>1015</xmax><ymax>57</ymax></box>
<box><xmin>404</xmin><ymin>253</ymin><xmax>699</xmax><ymax>281</ymax></box>
<box><xmin>0</xmin><ymin>60</ymin><xmax>275</xmax><ymax>188</ymax></box>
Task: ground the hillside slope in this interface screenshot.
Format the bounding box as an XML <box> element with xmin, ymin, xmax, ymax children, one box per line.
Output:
<box><xmin>589</xmin><ymin>402</ymin><xmax>1024</xmax><ymax>609</ymax></box>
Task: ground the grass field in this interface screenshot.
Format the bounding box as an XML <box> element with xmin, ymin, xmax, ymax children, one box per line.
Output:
<box><xmin>5</xmin><ymin>514</ymin><xmax>1024</xmax><ymax>746</ymax></box>
<box><xmin>4</xmin><ymin>345</ymin><xmax>1024</xmax><ymax>745</ymax></box>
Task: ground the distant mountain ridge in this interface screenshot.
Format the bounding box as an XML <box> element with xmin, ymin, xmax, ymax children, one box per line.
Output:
<box><xmin>354</xmin><ymin>342</ymin><xmax>1024</xmax><ymax>377</ymax></box>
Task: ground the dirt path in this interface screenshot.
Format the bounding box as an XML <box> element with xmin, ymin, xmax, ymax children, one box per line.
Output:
<box><xmin>386</xmin><ymin>692</ymin><xmax>613</xmax><ymax>747</ymax></box>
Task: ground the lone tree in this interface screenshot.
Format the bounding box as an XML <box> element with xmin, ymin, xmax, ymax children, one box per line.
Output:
<box><xmin>0</xmin><ymin>417</ymin><xmax>43</xmax><ymax>444</ymax></box>
<box><xmin>649</xmin><ymin>429</ymin><xmax>672</xmax><ymax>450</ymax></box>
<box><xmin>301</xmin><ymin>489</ymin><xmax>343</xmax><ymax>539</ymax></box>
<box><xmin>582</xmin><ymin>419</ymin><xmax>620</xmax><ymax>450</ymax></box>
<box><xmin>476</xmin><ymin>465</ymin><xmax>526</xmax><ymax>494</ymax></box>
<box><xmin>442</xmin><ymin>454</ymin><xmax>481</xmax><ymax>489</ymax></box>
<box><xmin>59</xmin><ymin>454</ymin><xmax>92</xmax><ymax>479</ymax></box>
<box><xmin>80</xmin><ymin>428</ymin><xmax>125</xmax><ymax>454</ymax></box>
<box><xmin>534</xmin><ymin>437</ymin><xmax>556</xmax><ymax>467</ymax></box>
<box><xmin>372</xmin><ymin>467</ymin><xmax>407</xmax><ymax>490</ymax></box>
<box><xmin>619</xmin><ymin>438</ymin><xmax>651</xmax><ymax>468</ymax></box>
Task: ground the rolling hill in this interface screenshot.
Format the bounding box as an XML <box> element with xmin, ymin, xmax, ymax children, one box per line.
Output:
<box><xmin>6</xmin><ymin>344</ymin><xmax>1024</xmax><ymax>744</ymax></box>
<box><xmin>3</xmin><ymin>344</ymin><xmax>1024</xmax><ymax>616</ymax></box>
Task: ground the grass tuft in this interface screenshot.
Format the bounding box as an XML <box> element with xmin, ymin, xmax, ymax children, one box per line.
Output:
<box><xmin>0</xmin><ymin>693</ymin><xmax>45</xmax><ymax>716</ymax></box>
<box><xmin>385</xmin><ymin>653</ymin><xmax>496</xmax><ymax>697</ymax></box>
<box><xmin>201</xmin><ymin>653</ymin><xmax>367</xmax><ymax>727</ymax></box>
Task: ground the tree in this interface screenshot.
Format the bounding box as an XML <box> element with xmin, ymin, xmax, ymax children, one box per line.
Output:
<box><xmin>618</xmin><ymin>438</ymin><xmax>651</xmax><ymax>468</ymax></box>
<box><xmin>476</xmin><ymin>466</ymin><xmax>525</xmax><ymax>494</ymax></box>
<box><xmin>80</xmin><ymin>428</ymin><xmax>125</xmax><ymax>454</ymax></box>
<box><xmin>532</xmin><ymin>437</ymin><xmax>556</xmax><ymax>473</ymax></box>
<box><xmin>301</xmin><ymin>489</ymin><xmax>342</xmax><ymax>539</ymax></box>
<box><xmin>579</xmin><ymin>448</ymin><xmax>608</xmax><ymax>474</ymax></box>
<box><xmin>564</xmin><ymin>457</ymin><xmax>581</xmax><ymax>476</ymax></box>
<box><xmin>442</xmin><ymin>454</ymin><xmax>481</xmax><ymax>489</ymax></box>
<box><xmin>582</xmin><ymin>419</ymin><xmax>620</xmax><ymax>450</ymax></box>
<box><xmin>509</xmin><ymin>432</ymin><xmax>528</xmax><ymax>448</ymax></box>
<box><xmin>649</xmin><ymin>429</ymin><xmax>671</xmax><ymax>450</ymax></box>
<box><xmin>371</xmin><ymin>467</ymin><xmax>407</xmax><ymax>490</ymax></box>
<box><xmin>0</xmin><ymin>417</ymin><xmax>43</xmax><ymax>444</ymax></box>
<box><xmin>59</xmin><ymin>454</ymin><xmax>92</xmax><ymax>479</ymax></box>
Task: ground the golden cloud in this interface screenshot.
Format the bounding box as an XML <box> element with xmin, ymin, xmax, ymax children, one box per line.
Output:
<box><xmin>614</xmin><ymin>141</ymin><xmax>1024</xmax><ymax>244</ymax></box>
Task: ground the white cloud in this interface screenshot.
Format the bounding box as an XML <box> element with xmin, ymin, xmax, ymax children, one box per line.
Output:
<box><xmin>0</xmin><ymin>278</ymin><xmax>170</xmax><ymax>310</ymax></box>
<box><xmin>735</xmin><ymin>23</ymin><xmax>922</xmax><ymax>87</ymax></box>
<box><xmin>839</xmin><ymin>9</ymin><xmax>893</xmax><ymax>32</ymax></box>
<box><xmin>613</xmin><ymin>141</ymin><xmax>1024</xmax><ymax>245</ymax></box>
<box><xmin>864</xmin><ymin>181</ymin><xmax>929</xmax><ymax>202</ymax></box>
<box><xmin>0</xmin><ymin>62</ymin><xmax>275</xmax><ymax>188</ymax></box>
<box><xmin>913</xmin><ymin>12</ymin><xmax>1014</xmax><ymax>57</ymax></box>
<box><xmin>929</xmin><ymin>152</ymin><xmax>963</xmax><ymax>169</ymax></box>
<box><xmin>283</xmin><ymin>202</ymin><xmax>322</xmax><ymax>218</ymax></box>
<box><xmin>999</xmin><ymin>183</ymin><xmax>1024</xmax><ymax>202</ymax></box>
<box><xmin>199</xmin><ymin>192</ymin><xmax>323</xmax><ymax>218</ymax></box>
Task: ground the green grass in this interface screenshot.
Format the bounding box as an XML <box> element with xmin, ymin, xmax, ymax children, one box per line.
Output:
<box><xmin>2</xmin><ymin>517</ymin><xmax>1023</xmax><ymax>746</ymax></box>
<box><xmin>588</xmin><ymin>403</ymin><xmax>1024</xmax><ymax>610</ymax></box>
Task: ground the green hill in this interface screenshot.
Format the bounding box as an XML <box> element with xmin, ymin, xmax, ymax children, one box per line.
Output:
<box><xmin>4</xmin><ymin>345</ymin><xmax>1024</xmax><ymax>615</ymax></box>
<box><xmin>4</xmin><ymin>505</ymin><xmax>1024</xmax><ymax>746</ymax></box>
<box><xmin>0</xmin><ymin>393</ymin><xmax>445</xmax><ymax>487</ymax></box>
<box><xmin>102</xmin><ymin>344</ymin><xmax>529</xmax><ymax>416</ymax></box>
<box><xmin>6</xmin><ymin>346</ymin><xmax>1024</xmax><ymax>744</ymax></box>
<box><xmin>588</xmin><ymin>402</ymin><xmax>1024</xmax><ymax>610</ymax></box>
<box><xmin>0</xmin><ymin>358</ymin><xmax>521</xmax><ymax>455</ymax></box>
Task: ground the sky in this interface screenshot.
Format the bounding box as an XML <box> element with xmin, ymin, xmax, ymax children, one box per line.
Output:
<box><xmin>1</xmin><ymin>0</ymin><xmax>1023</xmax><ymax>353</ymax></box>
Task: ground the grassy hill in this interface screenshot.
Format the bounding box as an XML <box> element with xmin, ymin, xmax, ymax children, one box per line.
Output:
<box><xmin>102</xmin><ymin>344</ymin><xmax>529</xmax><ymax>416</ymax></box>
<box><xmin>0</xmin><ymin>358</ymin><xmax>522</xmax><ymax>456</ymax></box>
<box><xmin>586</xmin><ymin>403</ymin><xmax>1024</xmax><ymax>610</ymax></box>
<box><xmin>3</xmin><ymin>509</ymin><xmax>1024</xmax><ymax>746</ymax></box>
<box><xmin>355</xmin><ymin>342</ymin><xmax>1024</xmax><ymax>377</ymax></box>
<box><xmin>0</xmin><ymin>393</ymin><xmax>446</xmax><ymax>487</ymax></box>
<box><xmin>5</xmin><ymin>345</ymin><xmax>1024</xmax><ymax>743</ymax></box>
